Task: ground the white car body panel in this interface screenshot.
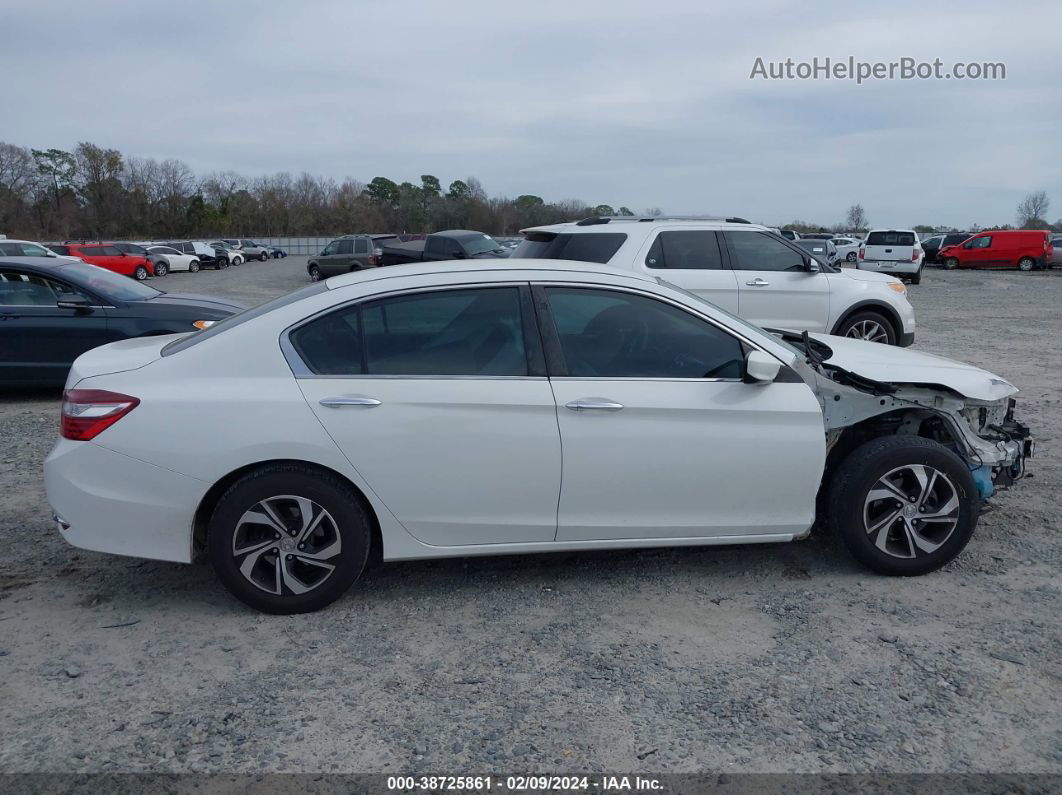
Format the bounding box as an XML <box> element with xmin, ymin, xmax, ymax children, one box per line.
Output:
<box><xmin>148</xmin><ymin>248</ymin><xmax>198</xmax><ymax>272</ymax></box>
<box><xmin>809</xmin><ymin>333</ymin><xmax>1017</xmax><ymax>401</ymax></box>
<box><xmin>549</xmin><ymin>378</ymin><xmax>824</xmax><ymax>540</ymax></box>
<box><xmin>43</xmin><ymin>260</ymin><xmax>1023</xmax><ymax>572</ymax></box>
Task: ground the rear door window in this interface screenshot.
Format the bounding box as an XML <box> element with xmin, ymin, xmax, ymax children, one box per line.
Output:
<box><xmin>511</xmin><ymin>233</ymin><xmax>627</xmax><ymax>264</ymax></box>
<box><xmin>644</xmin><ymin>231</ymin><xmax>724</xmax><ymax>270</ymax></box>
<box><xmin>336</xmin><ymin>239</ymin><xmax>354</xmax><ymax>255</ymax></box>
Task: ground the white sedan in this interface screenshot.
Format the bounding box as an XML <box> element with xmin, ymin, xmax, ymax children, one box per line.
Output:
<box><xmin>145</xmin><ymin>245</ymin><xmax>201</xmax><ymax>276</ymax></box>
<box><xmin>831</xmin><ymin>237</ymin><xmax>862</xmax><ymax>264</ymax></box>
<box><xmin>44</xmin><ymin>261</ymin><xmax>1032</xmax><ymax>613</ymax></box>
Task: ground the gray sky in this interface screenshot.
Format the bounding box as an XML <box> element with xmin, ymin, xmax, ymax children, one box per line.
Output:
<box><xmin>4</xmin><ymin>0</ymin><xmax>1060</xmax><ymax>228</ymax></box>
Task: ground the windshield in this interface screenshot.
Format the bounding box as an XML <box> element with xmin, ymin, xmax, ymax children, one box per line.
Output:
<box><xmin>63</xmin><ymin>262</ymin><xmax>161</xmax><ymax>301</ymax></box>
<box><xmin>462</xmin><ymin>234</ymin><xmax>506</xmax><ymax>256</ymax></box>
<box><xmin>867</xmin><ymin>231</ymin><xmax>916</xmax><ymax>246</ymax></box>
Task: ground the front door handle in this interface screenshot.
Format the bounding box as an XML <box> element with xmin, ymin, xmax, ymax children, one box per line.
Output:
<box><xmin>565</xmin><ymin>398</ymin><xmax>624</xmax><ymax>412</ymax></box>
<box><xmin>745</xmin><ymin>278</ymin><xmax>770</xmax><ymax>287</ymax></box>
<box><xmin>319</xmin><ymin>395</ymin><xmax>381</xmax><ymax>408</ymax></box>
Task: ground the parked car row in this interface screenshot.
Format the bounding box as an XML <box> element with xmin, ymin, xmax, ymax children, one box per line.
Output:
<box><xmin>38</xmin><ymin>238</ymin><xmax>283</xmax><ymax>279</ymax></box>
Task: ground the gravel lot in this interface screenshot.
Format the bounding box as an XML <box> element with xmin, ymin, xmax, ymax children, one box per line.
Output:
<box><xmin>0</xmin><ymin>257</ymin><xmax>1059</xmax><ymax>774</ymax></box>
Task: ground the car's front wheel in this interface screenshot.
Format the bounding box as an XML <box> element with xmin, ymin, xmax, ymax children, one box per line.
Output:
<box><xmin>259</xmin><ymin>251</ymin><xmax>269</xmax><ymax>261</ymax></box>
<box><xmin>216</xmin><ymin>258</ymin><xmax>228</xmax><ymax>270</ymax></box>
<box><xmin>944</xmin><ymin>257</ymin><xmax>959</xmax><ymax>270</ymax></box>
<box><xmin>827</xmin><ymin>436</ymin><xmax>979</xmax><ymax>576</ymax></box>
<box><xmin>208</xmin><ymin>465</ymin><xmax>372</xmax><ymax>614</ymax></box>
<box><xmin>836</xmin><ymin>310</ymin><xmax>896</xmax><ymax>345</ymax></box>
<box><xmin>153</xmin><ymin>261</ymin><xmax>168</xmax><ymax>277</ymax></box>
<box><xmin>134</xmin><ymin>265</ymin><xmax>149</xmax><ymax>280</ymax></box>
<box><xmin>189</xmin><ymin>259</ymin><xmax>200</xmax><ymax>273</ymax></box>
<box><xmin>308</xmin><ymin>264</ymin><xmax>321</xmax><ymax>281</ymax></box>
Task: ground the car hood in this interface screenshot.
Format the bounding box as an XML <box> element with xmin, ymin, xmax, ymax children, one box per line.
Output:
<box><xmin>833</xmin><ymin>268</ymin><xmax>904</xmax><ymax>284</ymax></box>
<box><xmin>143</xmin><ymin>292</ymin><xmax>246</xmax><ymax>313</ymax></box>
<box><xmin>808</xmin><ymin>333</ymin><xmax>1018</xmax><ymax>401</ymax></box>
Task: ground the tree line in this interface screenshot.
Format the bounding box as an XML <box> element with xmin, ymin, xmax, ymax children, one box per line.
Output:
<box><xmin>0</xmin><ymin>140</ymin><xmax>641</xmax><ymax>241</ymax></box>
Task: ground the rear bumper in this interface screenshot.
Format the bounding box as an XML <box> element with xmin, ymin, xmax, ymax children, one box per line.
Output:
<box><xmin>858</xmin><ymin>260</ymin><xmax>920</xmax><ymax>275</ymax></box>
<box><xmin>44</xmin><ymin>439</ymin><xmax>205</xmax><ymax>564</ymax></box>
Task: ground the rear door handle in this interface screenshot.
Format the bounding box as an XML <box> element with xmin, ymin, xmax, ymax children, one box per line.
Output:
<box><xmin>565</xmin><ymin>398</ymin><xmax>624</xmax><ymax>412</ymax></box>
<box><xmin>319</xmin><ymin>395</ymin><xmax>381</xmax><ymax>408</ymax></box>
<box><xmin>745</xmin><ymin>278</ymin><xmax>770</xmax><ymax>287</ymax></box>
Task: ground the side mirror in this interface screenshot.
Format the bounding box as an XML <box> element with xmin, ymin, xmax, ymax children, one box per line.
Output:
<box><xmin>57</xmin><ymin>295</ymin><xmax>92</xmax><ymax>313</ymax></box>
<box><xmin>804</xmin><ymin>257</ymin><xmax>820</xmax><ymax>273</ymax></box>
<box><xmin>452</xmin><ymin>251</ymin><xmax>466</xmax><ymax>259</ymax></box>
<box><xmin>745</xmin><ymin>351</ymin><xmax>781</xmax><ymax>384</ymax></box>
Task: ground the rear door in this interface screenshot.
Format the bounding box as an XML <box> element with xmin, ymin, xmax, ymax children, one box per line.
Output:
<box><xmin>723</xmin><ymin>230</ymin><xmax>831</xmax><ymax>332</ymax></box>
<box><xmin>635</xmin><ymin>229</ymin><xmax>740</xmax><ymax>314</ymax></box>
<box><xmin>538</xmin><ymin>284</ymin><xmax>825</xmax><ymax>541</ymax></box>
<box><xmin>292</xmin><ymin>284</ymin><xmax>561</xmax><ymax>546</ymax></box>
<box><xmin>351</xmin><ymin>237</ymin><xmax>371</xmax><ymax>269</ymax></box>
<box><xmin>0</xmin><ymin>269</ymin><xmax>110</xmax><ymax>384</ymax></box>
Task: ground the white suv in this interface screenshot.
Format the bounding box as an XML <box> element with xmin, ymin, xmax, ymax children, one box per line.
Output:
<box><xmin>512</xmin><ymin>216</ymin><xmax>916</xmax><ymax>346</ymax></box>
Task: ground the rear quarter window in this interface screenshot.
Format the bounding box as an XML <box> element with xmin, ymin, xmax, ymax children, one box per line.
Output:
<box><xmin>511</xmin><ymin>232</ymin><xmax>627</xmax><ymax>264</ymax></box>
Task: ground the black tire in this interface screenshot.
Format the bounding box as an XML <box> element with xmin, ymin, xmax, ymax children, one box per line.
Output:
<box><xmin>259</xmin><ymin>251</ymin><xmax>269</xmax><ymax>262</ymax></box>
<box><xmin>827</xmin><ymin>436</ymin><xmax>979</xmax><ymax>576</ymax></box>
<box><xmin>153</xmin><ymin>261</ymin><xmax>168</xmax><ymax>277</ymax></box>
<box><xmin>233</xmin><ymin>256</ymin><xmax>242</xmax><ymax>266</ymax></box>
<box><xmin>1017</xmin><ymin>257</ymin><xmax>1035</xmax><ymax>272</ymax></box>
<box><xmin>189</xmin><ymin>259</ymin><xmax>200</xmax><ymax>273</ymax></box>
<box><xmin>944</xmin><ymin>257</ymin><xmax>959</xmax><ymax>270</ymax></box>
<box><xmin>134</xmin><ymin>265</ymin><xmax>149</xmax><ymax>281</ymax></box>
<box><xmin>846</xmin><ymin>251</ymin><xmax>857</xmax><ymax>263</ymax></box>
<box><xmin>216</xmin><ymin>258</ymin><xmax>228</xmax><ymax>270</ymax></box>
<box><xmin>835</xmin><ymin>310</ymin><xmax>897</xmax><ymax>345</ymax></box>
<box><xmin>909</xmin><ymin>266</ymin><xmax>922</xmax><ymax>285</ymax></box>
<box><xmin>308</xmin><ymin>264</ymin><xmax>321</xmax><ymax>282</ymax></box>
<box><xmin>208</xmin><ymin>465</ymin><xmax>372</xmax><ymax>614</ymax></box>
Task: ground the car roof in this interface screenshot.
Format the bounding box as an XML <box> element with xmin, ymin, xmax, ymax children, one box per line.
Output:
<box><xmin>325</xmin><ymin>258</ymin><xmax>658</xmax><ymax>290</ymax></box>
<box><xmin>0</xmin><ymin>256</ymin><xmax>74</xmax><ymax>272</ymax></box>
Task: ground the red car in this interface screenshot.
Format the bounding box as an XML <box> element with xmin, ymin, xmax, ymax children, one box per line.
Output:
<box><xmin>63</xmin><ymin>243</ymin><xmax>153</xmax><ymax>280</ymax></box>
<box><xmin>939</xmin><ymin>229</ymin><xmax>1053</xmax><ymax>272</ymax></box>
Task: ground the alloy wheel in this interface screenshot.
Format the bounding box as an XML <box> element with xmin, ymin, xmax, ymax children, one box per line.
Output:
<box><xmin>862</xmin><ymin>465</ymin><xmax>960</xmax><ymax>559</ymax></box>
<box><xmin>845</xmin><ymin>320</ymin><xmax>890</xmax><ymax>343</ymax></box>
<box><xmin>231</xmin><ymin>495</ymin><xmax>342</xmax><ymax>595</ymax></box>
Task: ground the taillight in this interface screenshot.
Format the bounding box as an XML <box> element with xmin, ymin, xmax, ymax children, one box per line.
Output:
<box><xmin>61</xmin><ymin>389</ymin><xmax>140</xmax><ymax>441</ymax></box>
<box><xmin>911</xmin><ymin>250</ymin><xmax>920</xmax><ymax>262</ymax></box>
<box><xmin>858</xmin><ymin>247</ymin><xmax>865</xmax><ymax>260</ymax></box>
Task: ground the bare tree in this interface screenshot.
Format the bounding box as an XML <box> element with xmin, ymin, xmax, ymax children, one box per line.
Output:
<box><xmin>844</xmin><ymin>203</ymin><xmax>868</xmax><ymax>232</ymax></box>
<box><xmin>1017</xmin><ymin>191</ymin><xmax>1050</xmax><ymax>228</ymax></box>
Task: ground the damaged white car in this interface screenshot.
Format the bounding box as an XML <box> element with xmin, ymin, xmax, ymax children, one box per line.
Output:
<box><xmin>44</xmin><ymin>261</ymin><xmax>1032</xmax><ymax>613</ymax></box>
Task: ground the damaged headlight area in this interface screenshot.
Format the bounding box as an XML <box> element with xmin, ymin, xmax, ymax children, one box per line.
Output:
<box><xmin>801</xmin><ymin>362</ymin><xmax>1033</xmax><ymax>502</ymax></box>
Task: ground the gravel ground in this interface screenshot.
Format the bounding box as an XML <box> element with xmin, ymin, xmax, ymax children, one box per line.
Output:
<box><xmin>0</xmin><ymin>257</ymin><xmax>1059</xmax><ymax>774</ymax></box>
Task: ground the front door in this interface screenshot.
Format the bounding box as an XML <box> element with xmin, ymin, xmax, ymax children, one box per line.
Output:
<box><xmin>538</xmin><ymin>285</ymin><xmax>825</xmax><ymax>541</ymax></box>
<box><xmin>0</xmin><ymin>269</ymin><xmax>109</xmax><ymax>384</ymax></box>
<box><xmin>724</xmin><ymin>230</ymin><xmax>831</xmax><ymax>332</ymax></box>
<box><xmin>292</xmin><ymin>285</ymin><xmax>561</xmax><ymax>546</ymax></box>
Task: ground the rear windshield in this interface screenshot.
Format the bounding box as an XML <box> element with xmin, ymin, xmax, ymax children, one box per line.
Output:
<box><xmin>511</xmin><ymin>232</ymin><xmax>627</xmax><ymax>264</ymax></box>
<box><xmin>161</xmin><ymin>282</ymin><xmax>327</xmax><ymax>356</ymax></box>
<box><xmin>866</xmin><ymin>231</ymin><xmax>916</xmax><ymax>246</ymax></box>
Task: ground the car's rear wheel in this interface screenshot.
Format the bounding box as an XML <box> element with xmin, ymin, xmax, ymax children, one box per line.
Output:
<box><xmin>308</xmin><ymin>264</ymin><xmax>321</xmax><ymax>281</ymax></box>
<box><xmin>189</xmin><ymin>259</ymin><xmax>200</xmax><ymax>273</ymax></box>
<box><xmin>846</xmin><ymin>251</ymin><xmax>857</xmax><ymax>263</ymax></box>
<box><xmin>260</xmin><ymin>251</ymin><xmax>269</xmax><ymax>261</ymax></box>
<box><xmin>1017</xmin><ymin>257</ymin><xmax>1035</xmax><ymax>272</ymax></box>
<box><xmin>208</xmin><ymin>465</ymin><xmax>372</xmax><ymax>614</ymax></box>
<box><xmin>134</xmin><ymin>265</ymin><xmax>149</xmax><ymax>280</ymax></box>
<box><xmin>153</xmin><ymin>261</ymin><xmax>169</xmax><ymax>277</ymax></box>
<box><xmin>944</xmin><ymin>257</ymin><xmax>959</xmax><ymax>270</ymax></box>
<box><xmin>828</xmin><ymin>436</ymin><xmax>979</xmax><ymax>575</ymax></box>
<box><xmin>909</xmin><ymin>266</ymin><xmax>922</xmax><ymax>285</ymax></box>
<box><xmin>836</xmin><ymin>310</ymin><xmax>896</xmax><ymax>345</ymax></box>
<box><xmin>217</xmin><ymin>258</ymin><xmax>228</xmax><ymax>270</ymax></box>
